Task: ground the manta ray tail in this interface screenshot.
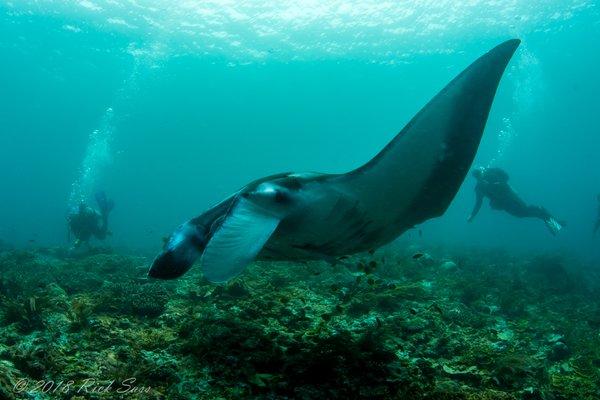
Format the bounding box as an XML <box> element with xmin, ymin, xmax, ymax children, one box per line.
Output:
<box><xmin>334</xmin><ymin>39</ymin><xmax>521</xmax><ymax>230</ymax></box>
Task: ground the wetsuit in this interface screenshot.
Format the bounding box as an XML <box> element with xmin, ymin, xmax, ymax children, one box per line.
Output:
<box><xmin>468</xmin><ymin>167</ymin><xmax>563</xmax><ymax>235</ymax></box>
<box><xmin>68</xmin><ymin>192</ymin><xmax>113</xmax><ymax>246</ymax></box>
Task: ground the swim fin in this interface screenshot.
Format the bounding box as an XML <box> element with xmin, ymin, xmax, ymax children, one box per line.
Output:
<box><xmin>544</xmin><ymin>217</ymin><xmax>563</xmax><ymax>236</ymax></box>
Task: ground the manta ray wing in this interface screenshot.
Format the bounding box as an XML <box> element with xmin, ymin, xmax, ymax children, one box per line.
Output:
<box><xmin>200</xmin><ymin>197</ymin><xmax>281</xmax><ymax>283</ymax></box>
<box><xmin>330</xmin><ymin>39</ymin><xmax>520</xmax><ymax>237</ymax></box>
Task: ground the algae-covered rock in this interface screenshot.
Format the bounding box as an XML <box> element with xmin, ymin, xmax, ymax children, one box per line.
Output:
<box><xmin>94</xmin><ymin>280</ymin><xmax>170</xmax><ymax>318</ymax></box>
<box><xmin>547</xmin><ymin>341</ymin><xmax>570</xmax><ymax>361</ymax></box>
<box><xmin>0</xmin><ymin>359</ymin><xmax>26</xmax><ymax>399</ymax></box>
<box><xmin>440</xmin><ymin>260</ymin><xmax>458</xmax><ymax>270</ymax></box>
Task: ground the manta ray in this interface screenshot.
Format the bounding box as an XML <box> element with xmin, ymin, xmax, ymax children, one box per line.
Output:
<box><xmin>149</xmin><ymin>39</ymin><xmax>520</xmax><ymax>283</ymax></box>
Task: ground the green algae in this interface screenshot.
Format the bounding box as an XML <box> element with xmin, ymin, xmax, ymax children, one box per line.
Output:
<box><xmin>0</xmin><ymin>248</ymin><xmax>599</xmax><ymax>399</ymax></box>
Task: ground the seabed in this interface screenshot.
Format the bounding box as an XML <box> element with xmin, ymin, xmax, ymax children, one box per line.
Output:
<box><xmin>1</xmin><ymin>244</ymin><xmax>599</xmax><ymax>399</ymax></box>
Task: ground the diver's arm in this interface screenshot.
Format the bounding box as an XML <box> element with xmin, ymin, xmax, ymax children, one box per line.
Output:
<box><xmin>468</xmin><ymin>189</ymin><xmax>484</xmax><ymax>222</ymax></box>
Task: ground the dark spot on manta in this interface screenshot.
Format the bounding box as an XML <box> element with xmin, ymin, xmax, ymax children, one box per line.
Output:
<box><xmin>276</xmin><ymin>176</ymin><xmax>303</xmax><ymax>191</ymax></box>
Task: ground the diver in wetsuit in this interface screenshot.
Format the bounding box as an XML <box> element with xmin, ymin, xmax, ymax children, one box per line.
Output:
<box><xmin>467</xmin><ymin>167</ymin><xmax>564</xmax><ymax>235</ymax></box>
<box><xmin>68</xmin><ymin>192</ymin><xmax>114</xmax><ymax>247</ymax></box>
<box><xmin>594</xmin><ymin>194</ymin><xmax>600</xmax><ymax>236</ymax></box>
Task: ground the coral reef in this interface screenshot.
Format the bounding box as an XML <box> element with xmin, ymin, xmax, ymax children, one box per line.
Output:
<box><xmin>0</xmin><ymin>247</ymin><xmax>599</xmax><ymax>399</ymax></box>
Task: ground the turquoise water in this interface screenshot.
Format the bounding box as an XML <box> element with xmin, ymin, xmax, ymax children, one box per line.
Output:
<box><xmin>1</xmin><ymin>2</ymin><xmax>599</xmax><ymax>254</ymax></box>
<box><xmin>3</xmin><ymin>3</ymin><xmax>600</xmax><ymax>399</ymax></box>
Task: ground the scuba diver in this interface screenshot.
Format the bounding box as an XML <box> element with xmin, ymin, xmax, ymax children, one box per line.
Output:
<box><xmin>594</xmin><ymin>194</ymin><xmax>600</xmax><ymax>236</ymax></box>
<box><xmin>467</xmin><ymin>167</ymin><xmax>564</xmax><ymax>235</ymax></box>
<box><xmin>68</xmin><ymin>191</ymin><xmax>114</xmax><ymax>247</ymax></box>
